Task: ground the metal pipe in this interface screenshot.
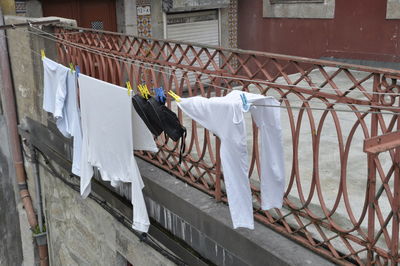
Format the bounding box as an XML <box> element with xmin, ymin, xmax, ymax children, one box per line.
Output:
<box><xmin>0</xmin><ymin>8</ymin><xmax>48</xmax><ymax>266</ymax></box>
<box><xmin>32</xmin><ymin>148</ymin><xmax>43</xmax><ymax>232</ymax></box>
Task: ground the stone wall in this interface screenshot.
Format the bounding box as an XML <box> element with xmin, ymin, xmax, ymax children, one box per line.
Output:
<box><xmin>0</xmin><ymin>116</ymin><xmax>23</xmax><ymax>266</ymax></box>
<box><xmin>40</xmin><ymin>163</ymin><xmax>175</xmax><ymax>266</ymax></box>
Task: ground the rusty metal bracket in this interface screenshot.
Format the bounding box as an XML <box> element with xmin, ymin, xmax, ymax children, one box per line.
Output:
<box><xmin>364</xmin><ymin>131</ymin><xmax>400</xmax><ymax>154</ymax></box>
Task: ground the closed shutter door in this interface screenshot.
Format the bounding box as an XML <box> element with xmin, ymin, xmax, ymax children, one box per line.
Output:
<box><xmin>166</xmin><ymin>11</ymin><xmax>219</xmax><ymax>89</ymax></box>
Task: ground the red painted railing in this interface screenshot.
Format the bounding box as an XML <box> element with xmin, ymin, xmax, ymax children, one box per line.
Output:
<box><xmin>54</xmin><ymin>26</ymin><xmax>400</xmax><ymax>265</ymax></box>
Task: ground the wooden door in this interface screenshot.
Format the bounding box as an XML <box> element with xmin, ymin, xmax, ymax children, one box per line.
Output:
<box><xmin>42</xmin><ymin>0</ymin><xmax>117</xmax><ymax>32</ymax></box>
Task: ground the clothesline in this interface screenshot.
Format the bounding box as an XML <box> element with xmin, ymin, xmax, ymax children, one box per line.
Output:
<box><xmin>32</xmin><ymin>25</ymin><xmax>400</xmax><ymax>98</ymax></box>
<box><xmin>2</xmin><ymin>27</ymin><xmax>400</xmax><ymax>115</ymax></box>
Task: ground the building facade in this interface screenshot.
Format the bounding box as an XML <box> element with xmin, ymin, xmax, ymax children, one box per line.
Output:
<box><xmin>2</xmin><ymin>1</ymin><xmax>400</xmax><ymax>265</ymax></box>
<box><xmin>238</xmin><ymin>0</ymin><xmax>400</xmax><ymax>69</ymax></box>
<box><xmin>35</xmin><ymin>0</ymin><xmax>238</xmax><ymax>51</ymax></box>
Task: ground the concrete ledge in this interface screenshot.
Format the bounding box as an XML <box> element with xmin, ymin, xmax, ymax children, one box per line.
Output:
<box><xmin>321</xmin><ymin>57</ymin><xmax>400</xmax><ymax>71</ymax></box>
<box><xmin>4</xmin><ymin>15</ymin><xmax>77</xmax><ymax>27</ymax></box>
<box><xmin>139</xmin><ymin>158</ymin><xmax>335</xmax><ymax>266</ymax></box>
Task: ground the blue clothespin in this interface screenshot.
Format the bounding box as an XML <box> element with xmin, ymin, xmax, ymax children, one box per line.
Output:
<box><xmin>240</xmin><ymin>93</ymin><xmax>250</xmax><ymax>111</ymax></box>
<box><xmin>155</xmin><ymin>87</ymin><xmax>166</xmax><ymax>104</ymax></box>
<box><xmin>75</xmin><ymin>65</ymin><xmax>80</xmax><ymax>77</ymax></box>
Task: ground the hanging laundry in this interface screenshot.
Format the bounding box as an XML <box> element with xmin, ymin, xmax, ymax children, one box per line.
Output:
<box><xmin>42</xmin><ymin>57</ymin><xmax>68</xmax><ymax>134</ymax></box>
<box><xmin>132</xmin><ymin>94</ymin><xmax>163</xmax><ymax>136</ymax></box>
<box><xmin>78</xmin><ymin>74</ymin><xmax>157</xmax><ymax>233</ymax></box>
<box><xmin>132</xmin><ymin>88</ymin><xmax>186</xmax><ymax>162</ymax></box>
<box><xmin>147</xmin><ymin>96</ymin><xmax>186</xmax><ymax>163</ymax></box>
<box><xmin>42</xmin><ymin>58</ymin><xmax>82</xmax><ymax>176</ymax></box>
<box><xmin>61</xmin><ymin>67</ymin><xmax>83</xmax><ymax>176</ymax></box>
<box><xmin>177</xmin><ymin>90</ymin><xmax>285</xmax><ymax>229</ymax></box>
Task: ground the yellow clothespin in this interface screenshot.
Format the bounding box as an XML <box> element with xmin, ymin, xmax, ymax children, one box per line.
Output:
<box><xmin>143</xmin><ymin>84</ymin><xmax>151</xmax><ymax>98</ymax></box>
<box><xmin>138</xmin><ymin>84</ymin><xmax>150</xmax><ymax>99</ymax></box>
<box><xmin>41</xmin><ymin>49</ymin><xmax>45</xmax><ymax>59</ymax></box>
<box><xmin>126</xmin><ymin>81</ymin><xmax>132</xmax><ymax>96</ymax></box>
<box><xmin>138</xmin><ymin>84</ymin><xmax>145</xmax><ymax>98</ymax></box>
<box><xmin>168</xmin><ymin>90</ymin><xmax>181</xmax><ymax>102</ymax></box>
<box><xmin>69</xmin><ymin>63</ymin><xmax>75</xmax><ymax>73</ymax></box>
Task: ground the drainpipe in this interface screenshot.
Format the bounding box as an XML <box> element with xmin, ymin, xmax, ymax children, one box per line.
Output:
<box><xmin>0</xmin><ymin>8</ymin><xmax>48</xmax><ymax>266</ymax></box>
<box><xmin>32</xmin><ymin>148</ymin><xmax>44</xmax><ymax>233</ymax></box>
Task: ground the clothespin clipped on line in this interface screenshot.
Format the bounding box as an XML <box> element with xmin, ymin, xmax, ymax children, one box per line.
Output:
<box><xmin>138</xmin><ymin>84</ymin><xmax>151</xmax><ymax>99</ymax></box>
<box><xmin>69</xmin><ymin>63</ymin><xmax>75</xmax><ymax>73</ymax></box>
<box><xmin>137</xmin><ymin>84</ymin><xmax>146</xmax><ymax>99</ymax></box>
<box><xmin>75</xmin><ymin>65</ymin><xmax>80</xmax><ymax>77</ymax></box>
<box><xmin>126</xmin><ymin>81</ymin><xmax>132</xmax><ymax>96</ymax></box>
<box><xmin>41</xmin><ymin>49</ymin><xmax>45</xmax><ymax>59</ymax></box>
<box><xmin>154</xmin><ymin>87</ymin><xmax>166</xmax><ymax>104</ymax></box>
<box><xmin>240</xmin><ymin>93</ymin><xmax>250</xmax><ymax>112</ymax></box>
<box><xmin>167</xmin><ymin>90</ymin><xmax>181</xmax><ymax>102</ymax></box>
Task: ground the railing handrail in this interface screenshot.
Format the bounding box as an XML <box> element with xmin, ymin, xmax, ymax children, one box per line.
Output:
<box><xmin>57</xmin><ymin>24</ymin><xmax>400</xmax><ymax>77</ymax></box>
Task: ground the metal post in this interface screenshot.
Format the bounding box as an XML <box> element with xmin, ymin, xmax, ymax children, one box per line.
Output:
<box><xmin>32</xmin><ymin>147</ymin><xmax>44</xmax><ymax>233</ymax></box>
<box><xmin>367</xmin><ymin>73</ymin><xmax>379</xmax><ymax>264</ymax></box>
<box><xmin>391</xmin><ymin>94</ymin><xmax>400</xmax><ymax>264</ymax></box>
<box><xmin>214</xmin><ymin>78</ymin><xmax>222</xmax><ymax>202</ymax></box>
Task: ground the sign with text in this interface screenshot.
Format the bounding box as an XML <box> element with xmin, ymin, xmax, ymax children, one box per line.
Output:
<box><xmin>137</xmin><ymin>5</ymin><xmax>151</xmax><ymax>16</ymax></box>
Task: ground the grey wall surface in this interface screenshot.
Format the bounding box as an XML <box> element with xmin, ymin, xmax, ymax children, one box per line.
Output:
<box><xmin>0</xmin><ymin>115</ymin><xmax>23</xmax><ymax>266</ymax></box>
<box><xmin>0</xmin><ymin>13</ymin><xmax>23</xmax><ymax>265</ymax></box>
<box><xmin>40</xmin><ymin>162</ymin><xmax>176</xmax><ymax>266</ymax></box>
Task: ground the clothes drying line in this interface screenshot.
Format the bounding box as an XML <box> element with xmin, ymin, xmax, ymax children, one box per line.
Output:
<box><xmin>3</xmin><ymin>27</ymin><xmax>400</xmax><ymax>115</ymax></box>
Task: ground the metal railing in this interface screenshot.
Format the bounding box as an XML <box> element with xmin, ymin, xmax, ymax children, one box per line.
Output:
<box><xmin>53</xmin><ymin>25</ymin><xmax>400</xmax><ymax>265</ymax></box>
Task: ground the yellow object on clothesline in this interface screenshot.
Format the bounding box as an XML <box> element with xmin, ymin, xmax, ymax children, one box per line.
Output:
<box><xmin>168</xmin><ymin>90</ymin><xmax>181</xmax><ymax>102</ymax></box>
<box><xmin>126</xmin><ymin>81</ymin><xmax>132</xmax><ymax>96</ymax></box>
<box><xmin>138</xmin><ymin>84</ymin><xmax>151</xmax><ymax>99</ymax></box>
<box><xmin>69</xmin><ymin>62</ymin><xmax>75</xmax><ymax>73</ymax></box>
<box><xmin>40</xmin><ymin>49</ymin><xmax>45</xmax><ymax>59</ymax></box>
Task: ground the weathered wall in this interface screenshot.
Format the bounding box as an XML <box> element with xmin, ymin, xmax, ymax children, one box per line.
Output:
<box><xmin>40</xmin><ymin>163</ymin><xmax>175</xmax><ymax>266</ymax></box>
<box><xmin>0</xmin><ymin>115</ymin><xmax>23</xmax><ymax>266</ymax></box>
<box><xmin>116</xmin><ymin>0</ymin><xmax>138</xmax><ymax>35</ymax></box>
<box><xmin>238</xmin><ymin>0</ymin><xmax>400</xmax><ymax>63</ymax></box>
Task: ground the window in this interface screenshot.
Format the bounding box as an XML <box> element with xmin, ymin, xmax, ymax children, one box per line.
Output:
<box><xmin>270</xmin><ymin>0</ymin><xmax>324</xmax><ymax>3</ymax></box>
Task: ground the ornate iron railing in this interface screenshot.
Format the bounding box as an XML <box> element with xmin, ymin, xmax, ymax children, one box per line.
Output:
<box><xmin>53</xmin><ymin>25</ymin><xmax>400</xmax><ymax>265</ymax></box>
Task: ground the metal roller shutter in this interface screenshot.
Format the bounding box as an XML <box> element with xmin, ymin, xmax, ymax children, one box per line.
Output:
<box><xmin>166</xmin><ymin>10</ymin><xmax>220</xmax><ymax>90</ymax></box>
